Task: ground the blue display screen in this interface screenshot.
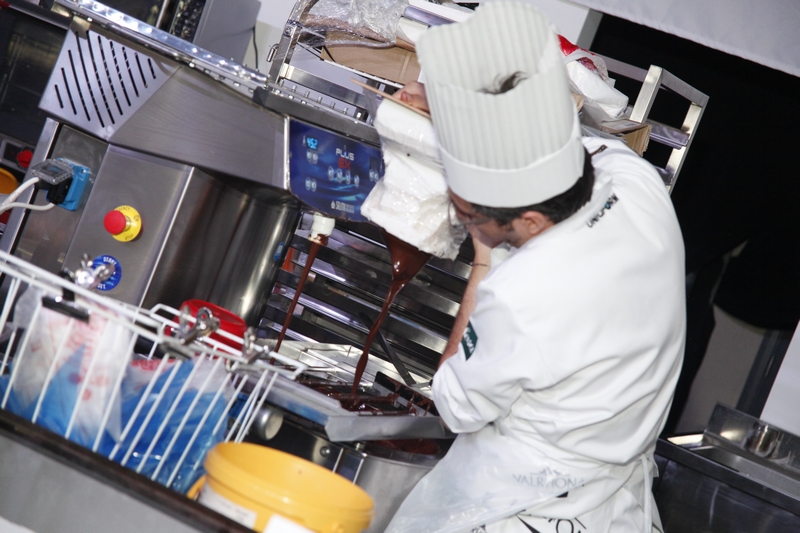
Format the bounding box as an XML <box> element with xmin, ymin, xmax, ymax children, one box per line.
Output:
<box><xmin>288</xmin><ymin>119</ymin><xmax>383</xmax><ymax>222</ymax></box>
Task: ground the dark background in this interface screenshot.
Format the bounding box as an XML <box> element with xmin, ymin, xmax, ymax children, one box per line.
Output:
<box><xmin>590</xmin><ymin>15</ymin><xmax>800</xmax><ymax>429</ymax></box>
<box><xmin>592</xmin><ymin>15</ymin><xmax>800</xmax><ymax>284</ymax></box>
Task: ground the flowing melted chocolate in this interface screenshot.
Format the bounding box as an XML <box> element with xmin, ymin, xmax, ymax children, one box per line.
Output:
<box><xmin>350</xmin><ymin>231</ymin><xmax>431</xmax><ymax>394</ymax></box>
<box><xmin>275</xmin><ymin>240</ymin><xmax>324</xmax><ymax>352</ymax></box>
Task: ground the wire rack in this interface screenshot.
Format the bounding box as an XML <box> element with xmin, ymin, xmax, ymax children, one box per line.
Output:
<box><xmin>0</xmin><ymin>250</ymin><xmax>306</xmax><ymax>492</ymax></box>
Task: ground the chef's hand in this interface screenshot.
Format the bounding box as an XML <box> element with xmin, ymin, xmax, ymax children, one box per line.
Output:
<box><xmin>468</xmin><ymin>224</ymin><xmax>495</xmax><ymax>263</ymax></box>
<box><xmin>396</xmin><ymin>81</ymin><xmax>429</xmax><ymax>113</ymax></box>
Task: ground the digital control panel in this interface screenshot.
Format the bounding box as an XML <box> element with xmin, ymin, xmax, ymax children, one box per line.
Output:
<box><xmin>288</xmin><ymin>119</ymin><xmax>383</xmax><ymax>222</ymax></box>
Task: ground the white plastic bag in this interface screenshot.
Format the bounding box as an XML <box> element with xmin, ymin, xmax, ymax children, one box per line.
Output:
<box><xmin>373</xmin><ymin>98</ymin><xmax>440</xmax><ymax>163</ymax></box>
<box><xmin>362</xmin><ymin>99</ymin><xmax>467</xmax><ymax>259</ymax></box>
<box><xmin>559</xmin><ymin>35</ymin><xmax>628</xmax><ymax>118</ymax></box>
<box><xmin>6</xmin><ymin>286</ymin><xmax>130</xmax><ymax>446</ymax></box>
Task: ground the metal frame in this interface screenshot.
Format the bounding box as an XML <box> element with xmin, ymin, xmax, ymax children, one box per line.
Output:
<box><xmin>601</xmin><ymin>55</ymin><xmax>709</xmax><ymax>192</ymax></box>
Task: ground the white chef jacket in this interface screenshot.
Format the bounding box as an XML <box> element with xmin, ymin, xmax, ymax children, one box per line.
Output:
<box><xmin>386</xmin><ymin>137</ymin><xmax>686</xmax><ymax>533</ymax></box>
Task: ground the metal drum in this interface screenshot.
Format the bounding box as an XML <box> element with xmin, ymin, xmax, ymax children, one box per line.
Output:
<box><xmin>251</xmin><ymin>412</ymin><xmax>449</xmax><ymax>533</ymax></box>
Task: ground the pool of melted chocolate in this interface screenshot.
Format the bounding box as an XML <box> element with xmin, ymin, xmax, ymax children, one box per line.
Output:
<box><xmin>298</xmin><ymin>371</ymin><xmax>437</xmax><ymax>417</ymax></box>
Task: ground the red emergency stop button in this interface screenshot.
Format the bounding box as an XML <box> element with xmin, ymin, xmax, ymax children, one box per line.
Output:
<box><xmin>104</xmin><ymin>210</ymin><xmax>128</xmax><ymax>235</ymax></box>
<box><xmin>16</xmin><ymin>149</ymin><xmax>33</xmax><ymax>169</ymax></box>
<box><xmin>103</xmin><ymin>206</ymin><xmax>142</xmax><ymax>242</ymax></box>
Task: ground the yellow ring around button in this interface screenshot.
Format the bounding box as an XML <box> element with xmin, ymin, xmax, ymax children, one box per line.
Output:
<box><xmin>111</xmin><ymin>205</ymin><xmax>142</xmax><ymax>242</ymax></box>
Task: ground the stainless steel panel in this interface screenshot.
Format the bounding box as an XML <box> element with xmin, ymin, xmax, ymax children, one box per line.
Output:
<box><xmin>12</xmin><ymin>124</ymin><xmax>108</xmax><ymax>273</ymax></box>
<box><xmin>674</xmin><ymin>404</ymin><xmax>800</xmax><ymax>501</ymax></box>
<box><xmin>55</xmin><ymin>145</ymin><xmax>297</xmax><ymax>321</ymax></box>
<box><xmin>0</xmin><ymin>412</ymin><xmax>251</xmax><ymax>533</ymax></box>
<box><xmin>108</xmin><ymin>66</ymin><xmax>286</xmax><ymax>184</ymax></box>
<box><xmin>191</xmin><ymin>0</ymin><xmax>261</xmax><ymax>63</ymax></box>
<box><xmin>206</xmin><ymin>193</ymin><xmax>300</xmax><ymax>324</ymax></box>
<box><xmin>56</xmin><ymin>0</ymin><xmax>267</xmax><ymax>93</ymax></box>
<box><xmin>0</xmin><ymin>436</ymin><xmax>202</xmax><ymax>533</ymax></box>
<box><xmin>654</xmin><ymin>439</ymin><xmax>800</xmax><ymax>532</ymax></box>
<box><xmin>692</xmin><ymin>444</ymin><xmax>800</xmax><ymax>497</ymax></box>
<box><xmin>40</xmin><ymin>26</ymin><xmax>284</xmax><ymax>185</ymax></box>
<box><xmin>61</xmin><ymin>146</ymin><xmax>196</xmax><ymax>305</ymax></box>
<box><xmin>39</xmin><ymin>29</ymin><xmax>176</xmax><ymax>140</ymax></box>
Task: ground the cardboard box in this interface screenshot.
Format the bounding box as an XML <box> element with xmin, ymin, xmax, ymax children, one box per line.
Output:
<box><xmin>322</xmin><ymin>44</ymin><xmax>421</xmax><ymax>85</ymax></box>
<box><xmin>600</xmin><ymin>118</ymin><xmax>652</xmax><ymax>156</ymax></box>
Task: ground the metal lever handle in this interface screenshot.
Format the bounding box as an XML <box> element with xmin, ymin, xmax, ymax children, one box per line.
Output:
<box><xmin>267</xmin><ymin>43</ymin><xmax>279</xmax><ymax>63</ymax></box>
<box><xmin>359</xmin><ymin>312</ymin><xmax>416</xmax><ymax>386</ymax></box>
<box><xmin>65</xmin><ymin>254</ymin><xmax>115</xmax><ymax>291</ymax></box>
<box><xmin>178</xmin><ymin>305</ymin><xmax>220</xmax><ymax>345</ymax></box>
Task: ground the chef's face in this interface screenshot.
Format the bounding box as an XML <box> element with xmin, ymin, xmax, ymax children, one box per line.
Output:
<box><xmin>449</xmin><ymin>192</ymin><xmax>521</xmax><ymax>248</ymax></box>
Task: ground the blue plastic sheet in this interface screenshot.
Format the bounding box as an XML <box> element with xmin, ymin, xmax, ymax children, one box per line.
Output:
<box><xmin>1</xmin><ymin>354</ymin><xmax>231</xmax><ymax>494</ymax></box>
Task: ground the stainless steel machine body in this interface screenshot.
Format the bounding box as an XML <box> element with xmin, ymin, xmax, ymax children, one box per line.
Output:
<box><xmin>1</xmin><ymin>21</ymin><xmax>458</xmax><ymax>533</ymax></box>
<box><xmin>2</xmin><ymin>0</ymin><xmax>390</xmax><ymax>326</ymax></box>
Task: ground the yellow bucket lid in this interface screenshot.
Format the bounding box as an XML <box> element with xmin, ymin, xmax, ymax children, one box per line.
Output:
<box><xmin>204</xmin><ymin>443</ymin><xmax>373</xmax><ymax>530</ymax></box>
<box><xmin>0</xmin><ymin>168</ymin><xmax>19</xmax><ymax>194</ymax></box>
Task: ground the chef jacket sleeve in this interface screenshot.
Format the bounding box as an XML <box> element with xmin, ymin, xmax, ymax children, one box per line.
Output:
<box><xmin>432</xmin><ymin>284</ymin><xmax>552</xmax><ymax>433</ymax></box>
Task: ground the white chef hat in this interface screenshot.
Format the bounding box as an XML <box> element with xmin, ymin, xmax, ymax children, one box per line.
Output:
<box><xmin>416</xmin><ymin>2</ymin><xmax>584</xmax><ymax>207</ymax></box>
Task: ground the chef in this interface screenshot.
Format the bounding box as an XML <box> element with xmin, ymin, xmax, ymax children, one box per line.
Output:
<box><xmin>385</xmin><ymin>3</ymin><xmax>685</xmax><ymax>533</ymax></box>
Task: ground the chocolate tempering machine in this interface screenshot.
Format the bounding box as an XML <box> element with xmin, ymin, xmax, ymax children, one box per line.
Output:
<box><xmin>0</xmin><ymin>1</ymin><xmax>469</xmax><ymax>531</ymax></box>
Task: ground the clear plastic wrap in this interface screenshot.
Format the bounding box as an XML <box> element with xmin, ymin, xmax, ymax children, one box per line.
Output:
<box><xmin>361</xmin><ymin>100</ymin><xmax>467</xmax><ymax>259</ymax></box>
<box><xmin>306</xmin><ymin>0</ymin><xmax>408</xmax><ymax>44</ymax></box>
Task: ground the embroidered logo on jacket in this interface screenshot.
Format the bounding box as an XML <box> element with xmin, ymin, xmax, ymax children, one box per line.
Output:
<box><xmin>586</xmin><ymin>194</ymin><xmax>619</xmax><ymax>228</ymax></box>
<box><xmin>461</xmin><ymin>322</ymin><xmax>478</xmax><ymax>360</ymax></box>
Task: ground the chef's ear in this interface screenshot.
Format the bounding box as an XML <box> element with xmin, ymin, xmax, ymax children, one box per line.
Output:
<box><xmin>516</xmin><ymin>210</ymin><xmax>552</xmax><ymax>237</ymax></box>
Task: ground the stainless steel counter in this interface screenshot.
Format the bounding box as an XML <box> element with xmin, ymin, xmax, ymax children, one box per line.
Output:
<box><xmin>0</xmin><ymin>409</ymin><xmax>251</xmax><ymax>533</ymax></box>
<box><xmin>654</xmin><ymin>406</ymin><xmax>800</xmax><ymax>532</ymax></box>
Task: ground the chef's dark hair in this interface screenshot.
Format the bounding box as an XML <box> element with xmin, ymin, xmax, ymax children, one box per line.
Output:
<box><xmin>470</xmin><ymin>151</ymin><xmax>595</xmax><ymax>225</ymax></box>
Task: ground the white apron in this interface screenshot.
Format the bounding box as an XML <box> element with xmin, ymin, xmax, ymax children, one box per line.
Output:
<box><xmin>386</xmin><ymin>427</ymin><xmax>658</xmax><ymax>533</ymax></box>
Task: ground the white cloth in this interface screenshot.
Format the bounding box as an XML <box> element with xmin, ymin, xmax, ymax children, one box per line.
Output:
<box><xmin>386</xmin><ymin>137</ymin><xmax>685</xmax><ymax>533</ymax></box>
<box><xmin>483</xmin><ymin>454</ymin><xmax>663</xmax><ymax>533</ymax></box>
